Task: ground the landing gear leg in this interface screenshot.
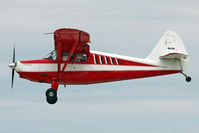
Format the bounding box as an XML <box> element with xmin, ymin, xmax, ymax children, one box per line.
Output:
<box><xmin>180</xmin><ymin>72</ymin><xmax>191</xmax><ymax>82</ymax></box>
<box><xmin>46</xmin><ymin>80</ymin><xmax>59</xmax><ymax>104</ymax></box>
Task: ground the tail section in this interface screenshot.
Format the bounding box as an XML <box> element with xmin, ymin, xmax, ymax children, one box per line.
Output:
<box><xmin>147</xmin><ymin>31</ymin><xmax>189</xmax><ymax>71</ymax></box>
<box><xmin>159</xmin><ymin>53</ymin><xmax>188</xmax><ymax>59</ymax></box>
<box><xmin>147</xmin><ymin>31</ymin><xmax>188</xmax><ymax>60</ymax></box>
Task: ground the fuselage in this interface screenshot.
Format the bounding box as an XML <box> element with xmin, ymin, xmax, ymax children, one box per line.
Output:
<box><xmin>14</xmin><ymin>51</ymin><xmax>181</xmax><ymax>85</ymax></box>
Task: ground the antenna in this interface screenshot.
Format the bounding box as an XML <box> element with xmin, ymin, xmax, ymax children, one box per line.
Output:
<box><xmin>114</xmin><ymin>43</ymin><xmax>126</xmax><ymax>54</ymax></box>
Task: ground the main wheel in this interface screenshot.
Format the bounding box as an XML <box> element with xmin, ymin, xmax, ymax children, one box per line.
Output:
<box><xmin>46</xmin><ymin>88</ymin><xmax>57</xmax><ymax>99</ymax></box>
<box><xmin>186</xmin><ymin>76</ymin><xmax>191</xmax><ymax>82</ymax></box>
<box><xmin>46</xmin><ymin>97</ymin><xmax>58</xmax><ymax>104</ymax></box>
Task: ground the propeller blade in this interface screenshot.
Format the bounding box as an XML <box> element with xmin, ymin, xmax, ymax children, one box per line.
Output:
<box><xmin>13</xmin><ymin>46</ymin><xmax>15</xmax><ymax>63</ymax></box>
<box><xmin>43</xmin><ymin>32</ymin><xmax>53</xmax><ymax>35</ymax></box>
<box><xmin>11</xmin><ymin>69</ymin><xmax>15</xmax><ymax>88</ymax></box>
<box><xmin>11</xmin><ymin>45</ymin><xmax>16</xmax><ymax>88</ymax></box>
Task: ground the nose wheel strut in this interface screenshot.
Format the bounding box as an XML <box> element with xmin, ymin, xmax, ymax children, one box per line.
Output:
<box><xmin>46</xmin><ymin>80</ymin><xmax>59</xmax><ymax>104</ymax></box>
<box><xmin>180</xmin><ymin>72</ymin><xmax>191</xmax><ymax>82</ymax></box>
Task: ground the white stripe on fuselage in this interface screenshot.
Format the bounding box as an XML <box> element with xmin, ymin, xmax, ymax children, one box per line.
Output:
<box><xmin>16</xmin><ymin>62</ymin><xmax>181</xmax><ymax>72</ymax></box>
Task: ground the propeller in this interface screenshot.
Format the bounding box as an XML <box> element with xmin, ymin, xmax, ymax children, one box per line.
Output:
<box><xmin>9</xmin><ymin>46</ymin><xmax>17</xmax><ymax>88</ymax></box>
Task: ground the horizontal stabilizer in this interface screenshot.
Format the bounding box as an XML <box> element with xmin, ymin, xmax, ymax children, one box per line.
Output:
<box><xmin>160</xmin><ymin>53</ymin><xmax>188</xmax><ymax>59</ymax></box>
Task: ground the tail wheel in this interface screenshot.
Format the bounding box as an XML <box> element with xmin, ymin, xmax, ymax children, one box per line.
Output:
<box><xmin>180</xmin><ymin>72</ymin><xmax>191</xmax><ymax>83</ymax></box>
<box><xmin>186</xmin><ymin>76</ymin><xmax>191</xmax><ymax>82</ymax></box>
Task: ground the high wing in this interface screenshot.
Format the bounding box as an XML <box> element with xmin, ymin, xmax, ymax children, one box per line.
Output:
<box><xmin>53</xmin><ymin>28</ymin><xmax>90</xmax><ymax>72</ymax></box>
<box><xmin>54</xmin><ymin>28</ymin><xmax>90</xmax><ymax>53</ymax></box>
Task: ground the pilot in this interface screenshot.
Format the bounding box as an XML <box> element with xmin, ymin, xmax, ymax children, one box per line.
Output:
<box><xmin>75</xmin><ymin>54</ymin><xmax>88</xmax><ymax>62</ymax></box>
<box><xmin>75</xmin><ymin>56</ymin><xmax>83</xmax><ymax>62</ymax></box>
<box><xmin>61</xmin><ymin>53</ymin><xmax>68</xmax><ymax>61</ymax></box>
<box><xmin>62</xmin><ymin>56</ymin><xmax>67</xmax><ymax>61</ymax></box>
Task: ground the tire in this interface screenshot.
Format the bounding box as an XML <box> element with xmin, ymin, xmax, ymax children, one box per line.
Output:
<box><xmin>46</xmin><ymin>88</ymin><xmax>57</xmax><ymax>99</ymax></box>
<box><xmin>46</xmin><ymin>97</ymin><xmax>58</xmax><ymax>104</ymax></box>
<box><xmin>186</xmin><ymin>77</ymin><xmax>191</xmax><ymax>82</ymax></box>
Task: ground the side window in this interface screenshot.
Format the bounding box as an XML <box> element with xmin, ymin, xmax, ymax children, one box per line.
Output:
<box><xmin>61</xmin><ymin>53</ymin><xmax>74</xmax><ymax>61</ymax></box>
<box><xmin>61</xmin><ymin>53</ymin><xmax>68</xmax><ymax>61</ymax></box>
<box><xmin>75</xmin><ymin>54</ymin><xmax>88</xmax><ymax>62</ymax></box>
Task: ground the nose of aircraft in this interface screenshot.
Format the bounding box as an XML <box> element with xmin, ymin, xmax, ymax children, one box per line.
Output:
<box><xmin>9</xmin><ymin>62</ymin><xmax>17</xmax><ymax>69</ymax></box>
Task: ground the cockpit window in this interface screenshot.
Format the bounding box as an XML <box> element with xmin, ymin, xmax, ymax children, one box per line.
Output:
<box><xmin>44</xmin><ymin>50</ymin><xmax>57</xmax><ymax>60</ymax></box>
<box><xmin>61</xmin><ymin>53</ymin><xmax>88</xmax><ymax>62</ymax></box>
<box><xmin>75</xmin><ymin>54</ymin><xmax>88</xmax><ymax>62</ymax></box>
<box><xmin>44</xmin><ymin>50</ymin><xmax>88</xmax><ymax>62</ymax></box>
<box><xmin>61</xmin><ymin>53</ymin><xmax>74</xmax><ymax>61</ymax></box>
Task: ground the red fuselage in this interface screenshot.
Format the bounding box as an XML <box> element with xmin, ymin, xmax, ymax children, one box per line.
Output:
<box><xmin>15</xmin><ymin>51</ymin><xmax>180</xmax><ymax>85</ymax></box>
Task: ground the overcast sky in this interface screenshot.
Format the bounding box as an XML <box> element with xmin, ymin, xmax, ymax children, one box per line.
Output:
<box><xmin>0</xmin><ymin>0</ymin><xmax>199</xmax><ymax>133</ymax></box>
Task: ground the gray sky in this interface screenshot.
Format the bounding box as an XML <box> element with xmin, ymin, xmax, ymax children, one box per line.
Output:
<box><xmin>0</xmin><ymin>0</ymin><xmax>199</xmax><ymax>133</ymax></box>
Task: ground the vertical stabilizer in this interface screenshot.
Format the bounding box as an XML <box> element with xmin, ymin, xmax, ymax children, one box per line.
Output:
<box><xmin>147</xmin><ymin>31</ymin><xmax>188</xmax><ymax>60</ymax></box>
<box><xmin>147</xmin><ymin>31</ymin><xmax>189</xmax><ymax>71</ymax></box>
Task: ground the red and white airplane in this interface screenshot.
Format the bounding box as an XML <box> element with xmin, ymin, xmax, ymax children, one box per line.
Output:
<box><xmin>9</xmin><ymin>28</ymin><xmax>191</xmax><ymax>104</ymax></box>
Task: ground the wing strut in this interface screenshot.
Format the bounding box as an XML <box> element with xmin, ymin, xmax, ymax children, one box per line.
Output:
<box><xmin>61</xmin><ymin>42</ymin><xmax>78</xmax><ymax>72</ymax></box>
<box><xmin>57</xmin><ymin>41</ymin><xmax>61</xmax><ymax>72</ymax></box>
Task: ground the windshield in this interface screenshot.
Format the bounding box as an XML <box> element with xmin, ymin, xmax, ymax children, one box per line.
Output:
<box><xmin>44</xmin><ymin>50</ymin><xmax>57</xmax><ymax>60</ymax></box>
